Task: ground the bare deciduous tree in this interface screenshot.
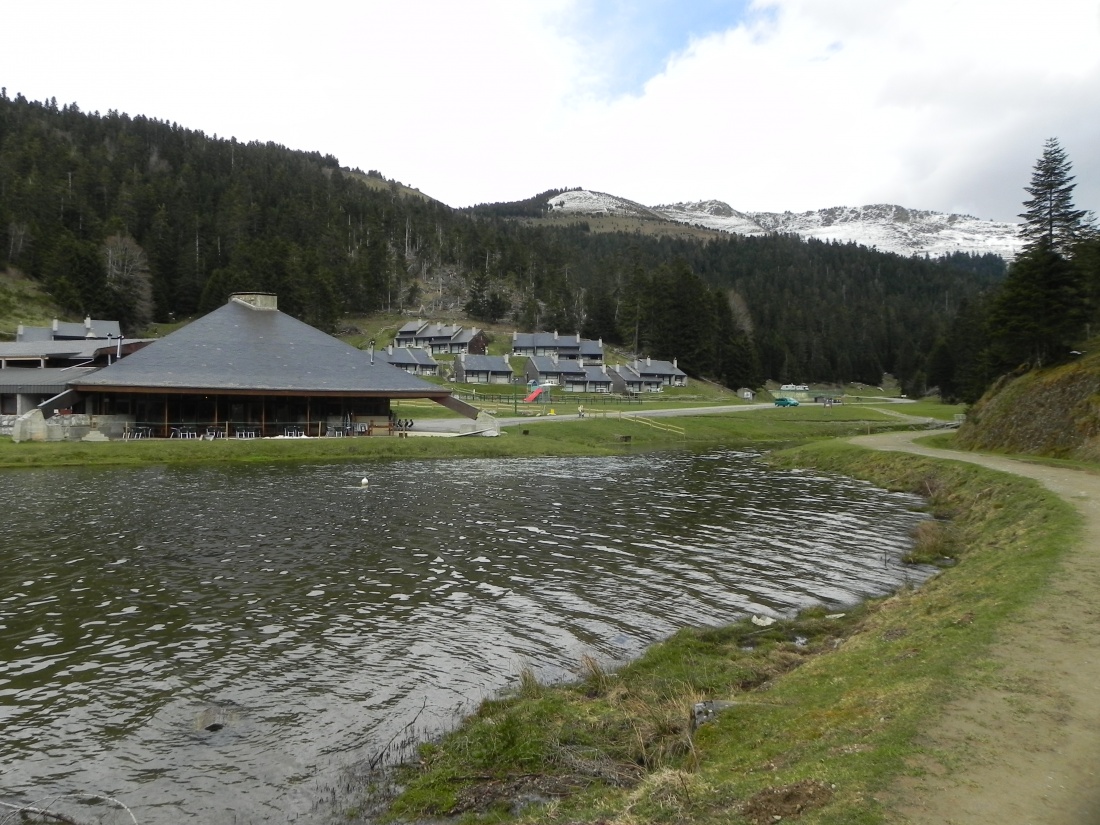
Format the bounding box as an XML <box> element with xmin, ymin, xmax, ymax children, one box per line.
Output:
<box><xmin>102</xmin><ymin>234</ymin><xmax>153</xmax><ymax>332</ymax></box>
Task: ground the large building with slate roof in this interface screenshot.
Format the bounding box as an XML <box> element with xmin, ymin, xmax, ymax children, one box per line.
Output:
<box><xmin>69</xmin><ymin>294</ymin><xmax>474</xmax><ymax>437</ymax></box>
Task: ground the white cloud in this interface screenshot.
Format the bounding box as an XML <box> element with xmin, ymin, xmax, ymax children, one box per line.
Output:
<box><xmin>1</xmin><ymin>0</ymin><xmax>1097</xmax><ymax>220</ymax></box>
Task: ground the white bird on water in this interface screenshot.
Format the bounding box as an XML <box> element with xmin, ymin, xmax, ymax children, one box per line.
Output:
<box><xmin>360</xmin><ymin>477</ymin><xmax>369</xmax><ymax>487</ymax></box>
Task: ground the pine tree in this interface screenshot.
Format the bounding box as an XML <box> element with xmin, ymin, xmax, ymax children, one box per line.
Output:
<box><xmin>986</xmin><ymin>139</ymin><xmax>1093</xmax><ymax>368</ymax></box>
<box><xmin>1019</xmin><ymin>138</ymin><xmax>1094</xmax><ymax>256</ymax></box>
<box><xmin>989</xmin><ymin>237</ymin><xmax>1079</xmax><ymax>368</ymax></box>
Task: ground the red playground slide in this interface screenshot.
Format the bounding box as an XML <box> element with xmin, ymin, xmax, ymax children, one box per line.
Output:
<box><xmin>523</xmin><ymin>387</ymin><xmax>544</xmax><ymax>402</ymax></box>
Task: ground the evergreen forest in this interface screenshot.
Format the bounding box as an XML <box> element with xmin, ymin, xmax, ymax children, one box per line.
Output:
<box><xmin>0</xmin><ymin>91</ymin><xmax>1019</xmax><ymax>394</ymax></box>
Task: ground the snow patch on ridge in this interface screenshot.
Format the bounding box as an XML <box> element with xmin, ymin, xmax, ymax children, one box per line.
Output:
<box><xmin>545</xmin><ymin>190</ymin><xmax>1023</xmax><ymax>260</ymax></box>
<box><xmin>546</xmin><ymin>190</ymin><xmax>666</xmax><ymax>221</ymax></box>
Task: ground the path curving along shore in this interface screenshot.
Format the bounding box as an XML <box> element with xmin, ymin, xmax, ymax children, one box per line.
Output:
<box><xmin>851</xmin><ymin>430</ymin><xmax>1100</xmax><ymax>824</ymax></box>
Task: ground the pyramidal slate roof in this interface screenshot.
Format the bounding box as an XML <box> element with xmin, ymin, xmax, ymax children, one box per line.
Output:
<box><xmin>71</xmin><ymin>296</ymin><xmax>448</xmax><ymax>396</ymax></box>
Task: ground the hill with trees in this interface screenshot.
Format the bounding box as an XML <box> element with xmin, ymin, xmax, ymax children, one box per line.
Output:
<box><xmin>0</xmin><ymin>91</ymin><xmax>1006</xmax><ymax>393</ymax></box>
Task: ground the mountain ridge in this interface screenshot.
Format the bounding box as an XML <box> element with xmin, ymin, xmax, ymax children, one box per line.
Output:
<box><xmin>546</xmin><ymin>189</ymin><xmax>1022</xmax><ymax>260</ymax></box>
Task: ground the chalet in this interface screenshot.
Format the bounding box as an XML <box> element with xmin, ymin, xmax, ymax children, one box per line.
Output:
<box><xmin>395</xmin><ymin>321</ymin><xmax>485</xmax><ymax>355</ymax></box>
<box><xmin>607</xmin><ymin>364</ymin><xmax>645</xmax><ymax>395</ymax></box>
<box><xmin>633</xmin><ymin>357</ymin><xmax>687</xmax><ymax>390</ymax></box>
<box><xmin>511</xmin><ymin>331</ymin><xmax>603</xmax><ymax>363</ymax></box>
<box><xmin>609</xmin><ymin>357</ymin><xmax>688</xmax><ymax>394</ymax></box>
<box><xmin>63</xmin><ymin>293</ymin><xmax>476</xmax><ymax>439</ymax></box>
<box><xmin>581</xmin><ymin>364</ymin><xmax>613</xmax><ymax>393</ymax></box>
<box><xmin>379</xmin><ymin>345</ymin><xmax>439</xmax><ymax>377</ymax></box>
<box><xmin>454</xmin><ymin>353</ymin><xmax>514</xmax><ymax>385</ymax></box>
<box><xmin>524</xmin><ymin>355</ymin><xmax>586</xmax><ymax>389</ymax></box>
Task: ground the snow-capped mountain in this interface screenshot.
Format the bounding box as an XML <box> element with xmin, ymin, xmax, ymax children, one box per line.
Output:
<box><xmin>546</xmin><ymin>190</ymin><xmax>1022</xmax><ymax>260</ymax></box>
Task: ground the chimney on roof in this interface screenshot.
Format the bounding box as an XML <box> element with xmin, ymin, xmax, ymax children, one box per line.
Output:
<box><xmin>647</xmin><ymin>356</ymin><xmax>651</xmax><ymax>366</ymax></box>
<box><xmin>554</xmin><ymin>330</ymin><xmax>558</xmax><ymax>340</ymax></box>
<box><xmin>673</xmin><ymin>358</ymin><xmax>677</xmax><ymax>368</ymax></box>
<box><xmin>387</xmin><ymin>344</ymin><xmax>394</xmax><ymax>355</ymax></box>
<box><xmin>504</xmin><ymin>353</ymin><xmax>510</xmax><ymax>365</ymax></box>
<box><xmin>52</xmin><ymin>319</ymin><xmax>59</xmax><ymax>332</ymax></box>
<box><xmin>231</xmin><ymin>292</ymin><xmax>278</xmax><ymax>310</ymax></box>
<box><xmin>85</xmin><ymin>316</ymin><xmax>92</xmax><ymax>329</ymax></box>
<box><xmin>512</xmin><ymin>330</ymin><xmax>517</xmax><ymax>340</ymax></box>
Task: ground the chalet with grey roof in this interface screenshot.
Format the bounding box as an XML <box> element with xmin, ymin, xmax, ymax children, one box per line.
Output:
<box><xmin>455</xmin><ymin>353</ymin><xmax>514</xmax><ymax>384</ymax></box>
<box><xmin>607</xmin><ymin>364</ymin><xmax>645</xmax><ymax>395</ymax></box>
<box><xmin>609</xmin><ymin>357</ymin><xmax>687</xmax><ymax>393</ymax></box>
<box><xmin>578</xmin><ymin>338</ymin><xmax>604</xmax><ymax>364</ymax></box>
<box><xmin>581</xmin><ymin>364</ymin><xmax>613</xmax><ymax>393</ymax></box>
<box><xmin>379</xmin><ymin>345</ymin><xmax>439</xmax><ymax>376</ymax></box>
<box><xmin>512</xmin><ymin>331</ymin><xmax>603</xmax><ymax>363</ymax></box>
<box><xmin>394</xmin><ymin>320</ymin><xmax>485</xmax><ymax>354</ymax></box>
<box><xmin>68</xmin><ymin>293</ymin><xmax>475</xmax><ymax>438</ymax></box>
<box><xmin>524</xmin><ymin>355</ymin><xmax>585</xmax><ymax>389</ymax></box>
<box><xmin>635</xmin><ymin>357</ymin><xmax>687</xmax><ymax>388</ymax></box>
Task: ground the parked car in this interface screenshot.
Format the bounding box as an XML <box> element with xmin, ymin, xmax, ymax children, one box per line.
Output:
<box><xmin>774</xmin><ymin>397</ymin><xmax>799</xmax><ymax>407</ymax></box>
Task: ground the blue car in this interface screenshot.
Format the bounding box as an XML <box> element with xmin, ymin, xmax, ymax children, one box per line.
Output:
<box><xmin>774</xmin><ymin>397</ymin><xmax>799</xmax><ymax>407</ymax></box>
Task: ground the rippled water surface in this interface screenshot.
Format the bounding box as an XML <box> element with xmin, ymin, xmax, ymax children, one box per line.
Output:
<box><xmin>0</xmin><ymin>451</ymin><xmax>931</xmax><ymax>822</ymax></box>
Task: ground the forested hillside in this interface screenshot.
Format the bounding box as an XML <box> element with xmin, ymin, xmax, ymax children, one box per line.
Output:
<box><xmin>0</xmin><ymin>92</ymin><xmax>1004</xmax><ymax>392</ymax></box>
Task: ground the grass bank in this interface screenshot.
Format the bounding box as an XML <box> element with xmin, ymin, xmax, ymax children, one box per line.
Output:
<box><xmin>366</xmin><ymin>439</ymin><xmax>1077</xmax><ymax>825</ymax></box>
<box><xmin>0</xmin><ymin>406</ymin><xmax>912</xmax><ymax>470</ymax></box>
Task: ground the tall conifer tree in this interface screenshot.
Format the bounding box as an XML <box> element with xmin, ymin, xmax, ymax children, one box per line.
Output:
<box><xmin>1018</xmin><ymin>138</ymin><xmax>1094</xmax><ymax>256</ymax></box>
<box><xmin>989</xmin><ymin>138</ymin><xmax>1093</xmax><ymax>368</ymax></box>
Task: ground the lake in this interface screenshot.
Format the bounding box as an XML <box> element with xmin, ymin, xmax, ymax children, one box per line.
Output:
<box><xmin>0</xmin><ymin>449</ymin><xmax>932</xmax><ymax>823</ymax></box>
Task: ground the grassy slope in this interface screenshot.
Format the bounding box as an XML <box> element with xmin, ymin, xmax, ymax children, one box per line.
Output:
<box><xmin>377</xmin><ymin>438</ymin><xmax>1076</xmax><ymax>825</ymax></box>
<box><xmin>956</xmin><ymin>345</ymin><xmax>1100</xmax><ymax>460</ymax></box>
<box><xmin>0</xmin><ymin>269</ymin><xmax>64</xmax><ymax>336</ymax></box>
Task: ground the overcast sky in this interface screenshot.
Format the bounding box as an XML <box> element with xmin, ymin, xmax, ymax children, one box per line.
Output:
<box><xmin>4</xmin><ymin>0</ymin><xmax>1098</xmax><ymax>222</ymax></box>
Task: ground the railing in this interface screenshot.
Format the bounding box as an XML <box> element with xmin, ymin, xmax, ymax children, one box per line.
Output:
<box><xmin>629</xmin><ymin>416</ymin><xmax>686</xmax><ymax>437</ymax></box>
<box><xmin>117</xmin><ymin>420</ymin><xmax>416</xmax><ymax>439</ymax></box>
<box><xmin>453</xmin><ymin>391</ymin><xmax>643</xmax><ymax>406</ymax></box>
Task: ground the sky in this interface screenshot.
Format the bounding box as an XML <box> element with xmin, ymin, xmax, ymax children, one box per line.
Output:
<box><xmin>3</xmin><ymin>0</ymin><xmax>1099</xmax><ymax>222</ymax></box>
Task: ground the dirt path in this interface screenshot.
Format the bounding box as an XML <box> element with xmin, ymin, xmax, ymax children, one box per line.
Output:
<box><xmin>850</xmin><ymin>431</ymin><xmax>1100</xmax><ymax>824</ymax></box>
